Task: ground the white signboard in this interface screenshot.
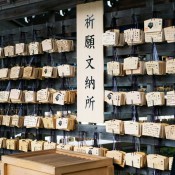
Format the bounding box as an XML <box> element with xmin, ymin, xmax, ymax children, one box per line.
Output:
<box><xmin>77</xmin><ymin>1</ymin><xmax>104</xmax><ymax>123</ymax></box>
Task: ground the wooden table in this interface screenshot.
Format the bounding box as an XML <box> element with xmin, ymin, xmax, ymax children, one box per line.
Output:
<box><xmin>1</xmin><ymin>149</ymin><xmax>114</xmax><ymax>175</ymax></box>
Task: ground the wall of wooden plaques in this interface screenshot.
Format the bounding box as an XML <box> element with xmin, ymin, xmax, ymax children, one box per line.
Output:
<box><xmin>0</xmin><ymin>0</ymin><xmax>174</xmax><ymax>174</ymax></box>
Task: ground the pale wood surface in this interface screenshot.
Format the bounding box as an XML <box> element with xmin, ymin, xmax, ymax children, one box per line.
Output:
<box><xmin>24</xmin><ymin>153</ymin><xmax>89</xmax><ymax>164</ymax></box>
<box><xmin>64</xmin><ymin>167</ymin><xmax>107</xmax><ymax>175</ymax></box>
<box><xmin>77</xmin><ymin>1</ymin><xmax>104</xmax><ymax>123</ymax></box>
<box><xmin>7</xmin><ymin>165</ymin><xmax>51</xmax><ymax>175</ymax></box>
<box><xmin>1</xmin><ymin>149</ymin><xmax>114</xmax><ymax>175</ymax></box>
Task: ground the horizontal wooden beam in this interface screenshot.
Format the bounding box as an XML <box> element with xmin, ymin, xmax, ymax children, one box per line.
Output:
<box><xmin>0</xmin><ymin>0</ymin><xmax>97</xmax><ymax>21</ymax></box>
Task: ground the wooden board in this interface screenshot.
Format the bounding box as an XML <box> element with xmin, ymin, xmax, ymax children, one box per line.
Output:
<box><xmin>1</xmin><ymin>149</ymin><xmax>114</xmax><ymax>175</ymax></box>
<box><xmin>77</xmin><ymin>1</ymin><xmax>104</xmax><ymax>123</ymax></box>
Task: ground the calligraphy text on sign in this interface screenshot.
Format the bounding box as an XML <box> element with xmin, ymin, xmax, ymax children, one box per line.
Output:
<box><xmin>77</xmin><ymin>1</ymin><xmax>104</xmax><ymax>123</ymax></box>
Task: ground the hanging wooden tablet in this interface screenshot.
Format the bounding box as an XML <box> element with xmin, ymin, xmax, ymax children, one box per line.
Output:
<box><xmin>77</xmin><ymin>1</ymin><xmax>104</xmax><ymax>123</ymax></box>
<box><xmin>56</xmin><ymin>116</ymin><xmax>75</xmax><ymax>131</ymax></box>
<box><xmin>165</xmin><ymin>125</ymin><xmax>175</xmax><ymax>140</ymax></box>
<box><xmin>11</xmin><ymin>115</ymin><xmax>24</xmax><ymax>128</ymax></box>
<box><xmin>0</xmin><ymin>68</ymin><xmax>9</xmax><ymax>79</ymax></box>
<box><xmin>169</xmin><ymin>157</ymin><xmax>173</xmax><ymax>170</ymax></box>
<box><xmin>144</xmin><ymin>18</ymin><xmax>163</xmax><ymax>33</ymax></box>
<box><xmin>146</xmin><ymin>61</ymin><xmax>166</xmax><ymax>75</ymax></box>
<box><xmin>125</xmin><ymin>61</ymin><xmax>146</xmax><ymax>75</ymax></box>
<box><xmin>31</xmin><ymin>140</ymin><xmax>45</xmax><ymax>151</ymax></box>
<box><xmin>0</xmin><ymin>115</ymin><xmax>3</xmax><ymax>125</ymax></box>
<box><xmin>74</xmin><ymin>146</ymin><xmax>89</xmax><ymax>154</ymax></box>
<box><xmin>145</xmin><ymin>31</ymin><xmax>165</xmax><ymax>42</ymax></box>
<box><xmin>42</xmin><ymin>116</ymin><xmax>56</xmax><ymax>129</ymax></box>
<box><xmin>2</xmin><ymin>115</ymin><xmax>11</xmax><ymax>126</ymax></box>
<box><xmin>125</xmin><ymin>152</ymin><xmax>147</xmax><ymax>169</ymax></box>
<box><xmin>144</xmin><ymin>18</ymin><xmax>164</xmax><ymax>43</ymax></box>
<box><xmin>166</xmin><ymin>59</ymin><xmax>175</xmax><ymax>74</ymax></box>
<box><xmin>104</xmin><ymin>90</ymin><xmax>113</xmax><ymax>105</ymax></box>
<box><xmin>24</xmin><ymin>90</ymin><xmax>37</xmax><ymax>103</ymax></box>
<box><xmin>142</xmin><ymin>122</ymin><xmax>168</xmax><ymax>138</ymax></box>
<box><xmin>124</xmin><ymin>29</ymin><xmax>145</xmax><ymax>45</ymax></box>
<box><xmin>42</xmin><ymin>66</ymin><xmax>58</xmax><ymax>78</ymax></box>
<box><xmin>105</xmin><ymin>90</ymin><xmax>126</xmax><ymax>106</ymax></box>
<box><xmin>41</xmin><ymin>38</ymin><xmax>58</xmax><ymax>53</ymax></box>
<box><xmin>57</xmin><ymin>64</ymin><xmax>76</xmax><ymax>78</ymax></box>
<box><xmin>37</xmin><ymin>88</ymin><xmax>56</xmax><ymax>103</ymax></box>
<box><xmin>9</xmin><ymin>89</ymin><xmax>24</xmax><ymax>103</ymax></box>
<box><xmin>4</xmin><ymin>45</ymin><xmax>15</xmax><ymax>57</ymax></box>
<box><xmin>123</xmin><ymin>57</ymin><xmax>139</xmax><ymax>70</ymax></box>
<box><xmin>102</xmin><ymin>30</ymin><xmax>120</xmax><ymax>46</ymax></box>
<box><xmin>53</xmin><ymin>91</ymin><xmax>67</xmax><ymax>105</ymax></box>
<box><xmin>6</xmin><ymin>139</ymin><xmax>18</xmax><ymax>150</ymax></box>
<box><xmin>0</xmin><ymin>91</ymin><xmax>10</xmax><ymax>103</ymax></box>
<box><xmin>19</xmin><ymin>139</ymin><xmax>32</xmax><ymax>152</ymax></box>
<box><xmin>44</xmin><ymin>142</ymin><xmax>56</xmax><ymax>150</ymax></box>
<box><xmin>0</xmin><ymin>47</ymin><xmax>5</xmax><ymax>58</ymax></box>
<box><xmin>164</xmin><ymin>26</ymin><xmax>175</xmax><ymax>43</ymax></box>
<box><xmin>56</xmin><ymin>39</ymin><xmax>74</xmax><ymax>53</ymax></box>
<box><xmin>124</xmin><ymin>121</ymin><xmax>142</xmax><ymax>137</ymax></box>
<box><xmin>28</xmin><ymin>42</ymin><xmax>43</xmax><ymax>55</ymax></box>
<box><xmin>105</xmin><ymin>119</ymin><xmax>124</xmax><ymax>134</ymax></box>
<box><xmin>23</xmin><ymin>66</ymin><xmax>39</xmax><ymax>79</ymax></box>
<box><xmin>10</xmin><ymin>66</ymin><xmax>24</xmax><ymax>79</ymax></box>
<box><xmin>24</xmin><ymin>115</ymin><xmax>43</xmax><ymax>128</ymax></box>
<box><xmin>0</xmin><ymin>138</ymin><xmax>7</xmax><ymax>148</ymax></box>
<box><xmin>125</xmin><ymin>91</ymin><xmax>146</xmax><ymax>106</ymax></box>
<box><xmin>57</xmin><ymin>144</ymin><xmax>74</xmax><ymax>151</ymax></box>
<box><xmin>147</xmin><ymin>154</ymin><xmax>169</xmax><ymax>171</ymax></box>
<box><xmin>85</xmin><ymin>147</ymin><xmax>108</xmax><ymax>156</ymax></box>
<box><xmin>15</xmin><ymin>43</ymin><xmax>28</xmax><ymax>56</ymax></box>
<box><xmin>106</xmin><ymin>150</ymin><xmax>126</xmax><ymax>167</ymax></box>
<box><xmin>107</xmin><ymin>61</ymin><xmax>125</xmax><ymax>76</ymax></box>
<box><xmin>166</xmin><ymin>91</ymin><xmax>175</xmax><ymax>106</ymax></box>
<box><xmin>146</xmin><ymin>92</ymin><xmax>165</xmax><ymax>107</ymax></box>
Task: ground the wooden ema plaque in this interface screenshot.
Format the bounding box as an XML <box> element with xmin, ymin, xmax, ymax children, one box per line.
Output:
<box><xmin>1</xmin><ymin>149</ymin><xmax>114</xmax><ymax>175</ymax></box>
